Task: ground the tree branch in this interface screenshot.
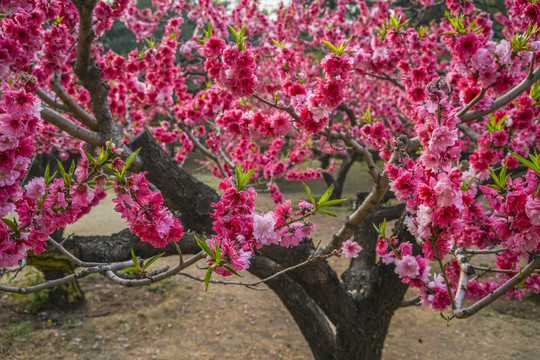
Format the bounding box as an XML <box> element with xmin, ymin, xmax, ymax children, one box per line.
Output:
<box><xmin>460</xmin><ymin>67</ymin><xmax>540</xmax><ymax>122</ymax></box>
<box><xmin>40</xmin><ymin>107</ymin><xmax>102</xmax><ymax>146</ymax></box>
<box><xmin>0</xmin><ymin>260</ymin><xmax>133</xmax><ymax>295</ymax></box>
<box><xmin>451</xmin><ymin>245</ymin><xmax>475</xmax><ymax>311</ymax></box>
<box><xmin>314</xmin><ymin>135</ymin><xmax>409</xmax><ymax>257</ymax></box>
<box><xmin>36</xmin><ymin>88</ymin><xmax>70</xmax><ymax>112</ymax></box>
<box><xmin>51</xmin><ymin>73</ymin><xmax>98</xmax><ymax>130</ymax></box>
<box><xmin>365</xmin><ymin>72</ymin><xmax>405</xmax><ymax>90</ymax></box>
<box><xmin>453</xmin><ymin>253</ymin><xmax>540</xmax><ymax>319</ymax></box>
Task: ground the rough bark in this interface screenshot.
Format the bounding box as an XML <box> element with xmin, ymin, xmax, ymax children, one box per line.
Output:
<box><xmin>130</xmin><ymin>131</ymin><xmax>219</xmax><ymax>234</ymax></box>
<box><xmin>249</xmin><ymin>255</ymin><xmax>336</xmax><ymax>360</ymax></box>
<box><xmin>63</xmin><ymin>229</ymin><xmax>201</xmax><ymax>263</ymax></box>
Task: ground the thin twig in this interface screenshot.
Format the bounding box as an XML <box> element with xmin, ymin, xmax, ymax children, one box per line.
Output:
<box><xmin>400</xmin><ymin>296</ymin><xmax>421</xmax><ymax>307</ymax></box>
<box><xmin>456</xmin><ymin>88</ymin><xmax>486</xmax><ymax>118</ymax></box>
<box><xmin>102</xmin><ymin>252</ymin><xmax>205</xmax><ymax>287</ymax></box>
<box><xmin>365</xmin><ymin>72</ymin><xmax>405</xmax><ymax>90</ymax></box>
<box><xmin>463</xmin><ymin>247</ymin><xmax>509</xmax><ymax>255</ymax></box>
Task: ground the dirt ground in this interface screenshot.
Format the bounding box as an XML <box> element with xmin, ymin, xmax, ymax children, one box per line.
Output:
<box><xmin>1</xmin><ymin>169</ymin><xmax>539</xmax><ymax>360</ymax></box>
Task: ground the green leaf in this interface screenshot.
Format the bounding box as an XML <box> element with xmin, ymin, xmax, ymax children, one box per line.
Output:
<box><xmin>222</xmin><ymin>265</ymin><xmax>242</xmax><ymax>277</ymax></box>
<box><xmin>205</xmin><ymin>22</ymin><xmax>212</xmax><ymax>38</ymax></box>
<box><xmin>84</xmin><ymin>150</ymin><xmax>96</xmax><ymax>165</ymax></box>
<box><xmin>302</xmin><ymin>182</ymin><xmax>316</xmax><ymax>206</ymax></box>
<box><xmin>228</xmin><ymin>25</ymin><xmax>239</xmax><ymax>40</ymax></box>
<box><xmin>195</xmin><ymin>236</ymin><xmax>215</xmax><ymax>261</ymax></box>
<box><xmin>318</xmin><ymin>184</ymin><xmax>334</xmax><ymax>205</ymax></box>
<box><xmin>121</xmin><ymin>266</ymin><xmax>140</xmax><ymax>274</ymax></box>
<box><xmin>488</xmin><ymin>167</ymin><xmax>501</xmax><ymax>188</ymax></box>
<box><xmin>57</xmin><ymin>160</ymin><xmax>71</xmax><ymax>186</ymax></box>
<box><xmin>499</xmin><ymin>164</ymin><xmax>508</xmax><ymax>185</ymax></box>
<box><xmin>319</xmin><ymin>209</ymin><xmax>336</xmax><ymax>217</ymax></box>
<box><xmin>239</xmin><ymin>24</ymin><xmax>246</xmax><ymax>40</ymax></box>
<box><xmin>68</xmin><ymin>160</ymin><xmax>75</xmax><ymax>177</ymax></box>
<box><xmin>322</xmin><ymin>40</ymin><xmax>339</xmax><ymax>55</ymax></box>
<box><xmin>130</xmin><ymin>249</ymin><xmax>141</xmax><ymax>271</ymax></box>
<box><xmin>530</xmin><ymin>82</ymin><xmax>540</xmax><ymax>101</ymax></box>
<box><xmin>124</xmin><ymin>148</ymin><xmax>141</xmax><ymax>173</ymax></box>
<box><xmin>510</xmin><ymin>151</ymin><xmax>540</xmax><ymax>174</ymax></box>
<box><xmin>272</xmin><ymin>38</ymin><xmax>284</xmax><ymax>48</ymax></box>
<box><xmin>319</xmin><ymin>198</ymin><xmax>347</xmax><ymax>207</ymax></box>
<box><xmin>143</xmin><ymin>252</ymin><xmax>165</xmax><ymax>271</ymax></box>
<box><xmin>44</xmin><ymin>164</ymin><xmax>52</xmax><ymax>186</ymax></box>
<box><xmin>460</xmin><ymin>175</ymin><xmax>476</xmax><ymax>191</ymax></box>
<box><xmin>235</xmin><ymin>164</ymin><xmax>243</xmax><ymax>190</ymax></box>
<box><xmin>214</xmin><ymin>240</ymin><xmax>221</xmax><ymax>264</ymax></box>
<box><xmin>204</xmin><ymin>264</ymin><xmax>217</xmax><ymax>292</ymax></box>
<box><xmin>0</xmin><ymin>218</ymin><xmax>18</xmax><ymax>231</ymax></box>
<box><xmin>373</xmin><ymin>218</ymin><xmax>387</xmax><ymax>237</ymax></box>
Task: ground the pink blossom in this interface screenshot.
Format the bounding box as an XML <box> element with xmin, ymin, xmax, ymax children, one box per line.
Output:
<box><xmin>341</xmin><ymin>240</ymin><xmax>362</xmax><ymax>258</ymax></box>
<box><xmin>395</xmin><ymin>255</ymin><xmax>420</xmax><ymax>279</ymax></box>
<box><xmin>429</xmin><ymin>126</ymin><xmax>458</xmax><ymax>153</ymax></box>
<box><xmin>253</xmin><ymin>212</ymin><xmax>278</xmax><ymax>247</ymax></box>
<box><xmin>525</xmin><ymin>197</ymin><xmax>540</xmax><ymax>226</ymax></box>
<box><xmin>24</xmin><ymin>177</ymin><xmax>45</xmax><ymax>201</ymax></box>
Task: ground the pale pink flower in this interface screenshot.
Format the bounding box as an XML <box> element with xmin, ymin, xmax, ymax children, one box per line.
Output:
<box><xmin>24</xmin><ymin>178</ymin><xmax>45</xmax><ymax>201</ymax></box>
<box><xmin>429</xmin><ymin>126</ymin><xmax>458</xmax><ymax>153</ymax></box>
<box><xmin>395</xmin><ymin>255</ymin><xmax>420</xmax><ymax>278</ymax></box>
<box><xmin>253</xmin><ymin>212</ymin><xmax>279</xmax><ymax>247</ymax></box>
<box><xmin>525</xmin><ymin>197</ymin><xmax>540</xmax><ymax>226</ymax></box>
<box><xmin>341</xmin><ymin>240</ymin><xmax>362</xmax><ymax>258</ymax></box>
<box><xmin>434</xmin><ymin>174</ymin><xmax>462</xmax><ymax>208</ymax></box>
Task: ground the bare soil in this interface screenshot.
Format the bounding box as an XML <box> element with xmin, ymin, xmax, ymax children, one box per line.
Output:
<box><xmin>1</xmin><ymin>169</ymin><xmax>539</xmax><ymax>360</ymax></box>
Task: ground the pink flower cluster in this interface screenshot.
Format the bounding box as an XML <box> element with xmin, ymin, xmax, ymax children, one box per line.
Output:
<box><xmin>112</xmin><ymin>171</ymin><xmax>184</xmax><ymax>248</ymax></box>
<box><xmin>376</xmin><ymin>238</ymin><xmax>451</xmax><ymax>310</ymax></box>
<box><xmin>203</xmin><ymin>38</ymin><xmax>259</xmax><ymax>98</ymax></box>
<box><xmin>285</xmin><ymin>51</ymin><xmax>353</xmax><ymax>134</ymax></box>
<box><xmin>206</xmin><ymin>177</ymin><xmax>315</xmax><ymax>276</ymax></box>
<box><xmin>0</xmin><ymin>85</ymin><xmax>40</xmax><ymax>217</ymax></box>
<box><xmin>1</xmin><ymin>177</ymin><xmax>107</xmax><ymax>268</ymax></box>
<box><xmin>215</xmin><ymin>109</ymin><xmax>291</xmax><ymax>138</ymax></box>
<box><xmin>480</xmin><ymin>170</ymin><xmax>540</xmax><ymax>256</ymax></box>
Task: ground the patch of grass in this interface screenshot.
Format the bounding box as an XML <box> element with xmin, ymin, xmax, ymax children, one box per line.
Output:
<box><xmin>5</xmin><ymin>321</ymin><xmax>31</xmax><ymax>340</ymax></box>
<box><xmin>146</xmin><ymin>283</ymin><xmax>166</xmax><ymax>294</ymax></box>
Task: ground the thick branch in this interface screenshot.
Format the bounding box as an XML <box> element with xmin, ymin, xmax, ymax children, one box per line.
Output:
<box><xmin>72</xmin><ymin>0</ymin><xmax>98</xmax><ymax>77</ymax></box>
<box><xmin>51</xmin><ymin>74</ymin><xmax>98</xmax><ymax>130</ymax></box>
<box><xmin>71</xmin><ymin>0</ymin><xmax>118</xmax><ymax>137</ymax></box>
<box><xmin>40</xmin><ymin>107</ymin><xmax>102</xmax><ymax>146</ymax></box>
<box><xmin>130</xmin><ymin>131</ymin><xmax>220</xmax><ymax>233</ymax></box>
<box><xmin>63</xmin><ymin>228</ymin><xmax>202</xmax><ymax>263</ymax></box>
<box><xmin>36</xmin><ymin>88</ymin><xmax>70</xmax><ymax>112</ymax></box>
<box><xmin>320</xmin><ymin>129</ymin><xmax>378</xmax><ymax>183</ymax></box>
<box><xmin>249</xmin><ymin>255</ymin><xmax>337</xmax><ymax>359</ymax></box>
<box><xmin>337</xmin><ymin>103</ymin><xmax>357</xmax><ymax>126</ymax></box>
